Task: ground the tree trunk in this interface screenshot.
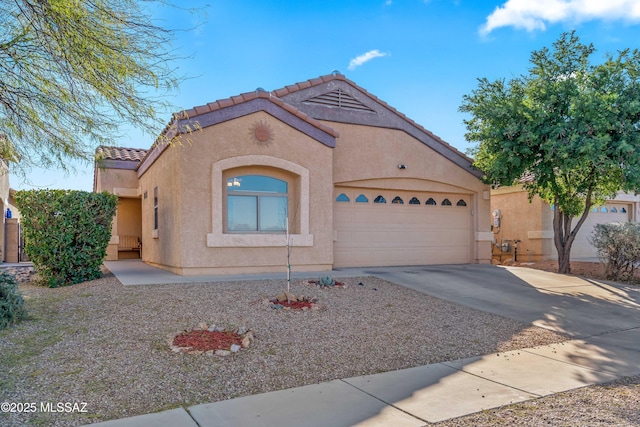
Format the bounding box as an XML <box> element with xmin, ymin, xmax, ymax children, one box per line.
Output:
<box><xmin>552</xmin><ymin>194</ymin><xmax>593</xmax><ymax>275</ymax></box>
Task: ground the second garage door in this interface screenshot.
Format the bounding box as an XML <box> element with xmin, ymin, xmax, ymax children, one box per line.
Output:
<box><xmin>334</xmin><ymin>188</ymin><xmax>472</xmax><ymax>268</ymax></box>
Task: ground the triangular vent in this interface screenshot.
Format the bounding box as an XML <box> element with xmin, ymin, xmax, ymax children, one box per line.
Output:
<box><xmin>303</xmin><ymin>89</ymin><xmax>374</xmax><ymax>112</ymax></box>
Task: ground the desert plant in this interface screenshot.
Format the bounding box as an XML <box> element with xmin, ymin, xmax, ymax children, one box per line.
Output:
<box><xmin>14</xmin><ymin>190</ymin><xmax>118</xmax><ymax>287</ymax></box>
<box><xmin>318</xmin><ymin>276</ymin><xmax>336</xmax><ymax>287</ymax></box>
<box><xmin>590</xmin><ymin>222</ymin><xmax>640</xmax><ymax>282</ymax></box>
<box><xmin>0</xmin><ymin>272</ymin><xmax>27</xmax><ymax>330</ymax></box>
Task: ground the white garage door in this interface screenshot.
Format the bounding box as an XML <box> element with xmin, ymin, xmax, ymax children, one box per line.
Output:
<box><xmin>569</xmin><ymin>203</ymin><xmax>631</xmax><ymax>259</ymax></box>
<box><xmin>333</xmin><ymin>188</ymin><xmax>472</xmax><ymax>267</ymax></box>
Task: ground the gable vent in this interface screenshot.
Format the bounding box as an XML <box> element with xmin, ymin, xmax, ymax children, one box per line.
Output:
<box><xmin>303</xmin><ymin>89</ymin><xmax>374</xmax><ymax>112</ymax></box>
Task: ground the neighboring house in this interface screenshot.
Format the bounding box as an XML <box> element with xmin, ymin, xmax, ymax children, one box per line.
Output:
<box><xmin>491</xmin><ymin>185</ymin><xmax>639</xmax><ymax>262</ymax></box>
<box><xmin>94</xmin><ymin>73</ymin><xmax>492</xmax><ymax>275</ymax></box>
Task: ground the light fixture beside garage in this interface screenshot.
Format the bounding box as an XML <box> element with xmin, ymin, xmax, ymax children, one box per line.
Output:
<box><xmin>398</xmin><ymin>164</ymin><xmax>407</xmax><ymax>169</ymax></box>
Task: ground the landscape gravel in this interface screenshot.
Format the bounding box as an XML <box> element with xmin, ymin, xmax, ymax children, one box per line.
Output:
<box><xmin>0</xmin><ymin>269</ymin><xmax>635</xmax><ymax>426</ymax></box>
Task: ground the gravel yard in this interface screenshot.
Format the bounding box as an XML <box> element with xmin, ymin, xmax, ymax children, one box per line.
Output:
<box><xmin>0</xmin><ymin>267</ymin><xmax>637</xmax><ymax>426</ymax></box>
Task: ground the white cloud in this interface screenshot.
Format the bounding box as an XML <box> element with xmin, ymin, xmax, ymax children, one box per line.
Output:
<box><xmin>480</xmin><ymin>0</ymin><xmax>640</xmax><ymax>35</ymax></box>
<box><xmin>348</xmin><ymin>50</ymin><xmax>389</xmax><ymax>71</ymax></box>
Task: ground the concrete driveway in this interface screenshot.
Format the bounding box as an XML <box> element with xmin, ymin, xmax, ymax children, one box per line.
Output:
<box><xmin>354</xmin><ymin>263</ymin><xmax>640</xmax><ymax>339</ymax></box>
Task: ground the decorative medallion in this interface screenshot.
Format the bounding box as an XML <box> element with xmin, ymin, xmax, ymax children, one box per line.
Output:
<box><xmin>250</xmin><ymin>120</ymin><xmax>274</xmax><ymax>147</ymax></box>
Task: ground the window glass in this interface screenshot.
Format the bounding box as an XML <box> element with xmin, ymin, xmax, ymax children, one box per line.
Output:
<box><xmin>355</xmin><ymin>194</ymin><xmax>369</xmax><ymax>203</ymax></box>
<box><xmin>621</xmin><ymin>207</ymin><xmax>627</xmax><ymax>213</ymax></box>
<box><xmin>374</xmin><ymin>195</ymin><xmax>386</xmax><ymax>204</ymax></box>
<box><xmin>336</xmin><ymin>193</ymin><xmax>350</xmax><ymax>202</ymax></box>
<box><xmin>227</xmin><ymin>175</ymin><xmax>287</xmax><ymax>193</ymax></box>
<box><xmin>409</xmin><ymin>197</ymin><xmax>420</xmax><ymax>205</ymax></box>
<box><xmin>426</xmin><ymin>198</ymin><xmax>436</xmax><ymax>206</ymax></box>
<box><xmin>601</xmin><ymin>207</ymin><xmax>608</xmax><ymax>213</ymax></box>
<box><xmin>153</xmin><ymin>187</ymin><xmax>158</xmax><ymax>230</ymax></box>
<box><xmin>392</xmin><ymin>196</ymin><xmax>404</xmax><ymax>204</ymax></box>
<box><xmin>456</xmin><ymin>199</ymin><xmax>467</xmax><ymax>207</ymax></box>
<box><xmin>442</xmin><ymin>198</ymin><xmax>452</xmax><ymax>206</ymax></box>
<box><xmin>259</xmin><ymin>196</ymin><xmax>287</xmax><ymax>231</ymax></box>
<box><xmin>228</xmin><ymin>196</ymin><xmax>258</xmax><ymax>231</ymax></box>
<box><xmin>227</xmin><ymin>174</ymin><xmax>288</xmax><ymax>233</ymax></box>
<box><xmin>591</xmin><ymin>206</ymin><xmax>598</xmax><ymax>212</ymax></box>
<box><xmin>611</xmin><ymin>207</ymin><xmax>618</xmax><ymax>213</ymax></box>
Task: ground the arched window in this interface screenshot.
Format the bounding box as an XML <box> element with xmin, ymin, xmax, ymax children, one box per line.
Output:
<box><xmin>374</xmin><ymin>195</ymin><xmax>386</xmax><ymax>204</ymax></box>
<box><xmin>425</xmin><ymin>198</ymin><xmax>436</xmax><ymax>206</ymax></box>
<box><xmin>227</xmin><ymin>175</ymin><xmax>288</xmax><ymax>232</ymax></box>
<box><xmin>391</xmin><ymin>196</ymin><xmax>404</xmax><ymax>204</ymax></box>
<box><xmin>611</xmin><ymin>207</ymin><xmax>618</xmax><ymax>213</ymax></box>
<box><xmin>441</xmin><ymin>198</ymin><xmax>452</xmax><ymax>206</ymax></box>
<box><xmin>355</xmin><ymin>194</ymin><xmax>369</xmax><ymax>203</ymax></box>
<box><xmin>456</xmin><ymin>199</ymin><xmax>467</xmax><ymax>207</ymax></box>
<box><xmin>591</xmin><ymin>206</ymin><xmax>598</xmax><ymax>212</ymax></box>
<box><xmin>621</xmin><ymin>207</ymin><xmax>627</xmax><ymax>213</ymax></box>
<box><xmin>336</xmin><ymin>193</ymin><xmax>350</xmax><ymax>202</ymax></box>
<box><xmin>409</xmin><ymin>197</ymin><xmax>420</xmax><ymax>205</ymax></box>
<box><xmin>601</xmin><ymin>207</ymin><xmax>608</xmax><ymax>213</ymax></box>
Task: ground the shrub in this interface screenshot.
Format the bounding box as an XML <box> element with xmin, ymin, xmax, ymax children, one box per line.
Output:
<box><xmin>589</xmin><ymin>222</ymin><xmax>640</xmax><ymax>282</ymax></box>
<box><xmin>318</xmin><ymin>276</ymin><xmax>336</xmax><ymax>287</ymax></box>
<box><xmin>0</xmin><ymin>272</ymin><xmax>27</xmax><ymax>330</ymax></box>
<box><xmin>14</xmin><ymin>190</ymin><xmax>118</xmax><ymax>287</ymax></box>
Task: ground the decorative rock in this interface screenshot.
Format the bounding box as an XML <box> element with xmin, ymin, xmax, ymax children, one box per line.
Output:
<box><xmin>276</xmin><ymin>294</ymin><xmax>287</xmax><ymax>302</ymax></box>
<box><xmin>215</xmin><ymin>350</ymin><xmax>231</xmax><ymax>356</ymax></box>
<box><xmin>237</xmin><ymin>326</ymin><xmax>248</xmax><ymax>335</ymax></box>
<box><xmin>197</xmin><ymin>322</ymin><xmax>208</xmax><ymax>330</ymax></box>
<box><xmin>207</xmin><ymin>324</ymin><xmax>217</xmax><ymax>332</ymax></box>
<box><xmin>241</xmin><ymin>332</ymin><xmax>254</xmax><ymax>348</ymax></box>
<box><xmin>271</xmin><ymin>304</ymin><xmax>284</xmax><ymax>310</ymax></box>
<box><xmin>230</xmin><ymin>344</ymin><xmax>241</xmax><ymax>353</ymax></box>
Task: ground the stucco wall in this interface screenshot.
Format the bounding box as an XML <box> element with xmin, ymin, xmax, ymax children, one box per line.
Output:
<box><xmin>329</xmin><ymin>122</ymin><xmax>492</xmax><ymax>264</ymax></box>
<box><xmin>140</xmin><ymin>111</ymin><xmax>334</xmax><ymax>275</ymax></box>
<box><xmin>490</xmin><ymin>187</ymin><xmax>550</xmax><ymax>262</ymax></box>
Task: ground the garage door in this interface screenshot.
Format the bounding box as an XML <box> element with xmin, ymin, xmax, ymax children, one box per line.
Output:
<box><xmin>568</xmin><ymin>203</ymin><xmax>630</xmax><ymax>259</ymax></box>
<box><xmin>333</xmin><ymin>188</ymin><xmax>471</xmax><ymax>267</ymax></box>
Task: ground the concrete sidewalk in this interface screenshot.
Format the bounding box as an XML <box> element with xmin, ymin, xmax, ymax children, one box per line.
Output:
<box><xmin>88</xmin><ymin>261</ymin><xmax>640</xmax><ymax>426</ymax></box>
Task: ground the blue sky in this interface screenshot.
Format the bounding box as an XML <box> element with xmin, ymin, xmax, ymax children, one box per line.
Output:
<box><xmin>12</xmin><ymin>0</ymin><xmax>640</xmax><ymax>191</ymax></box>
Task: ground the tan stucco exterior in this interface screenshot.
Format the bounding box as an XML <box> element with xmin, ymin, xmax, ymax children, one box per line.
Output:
<box><xmin>491</xmin><ymin>186</ymin><xmax>639</xmax><ymax>261</ymax></box>
<box><xmin>95</xmin><ymin>74</ymin><xmax>492</xmax><ymax>275</ymax></box>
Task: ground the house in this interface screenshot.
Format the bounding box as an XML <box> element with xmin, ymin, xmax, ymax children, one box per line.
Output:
<box><xmin>94</xmin><ymin>73</ymin><xmax>492</xmax><ymax>275</ymax></box>
<box><xmin>491</xmin><ymin>185</ymin><xmax>640</xmax><ymax>262</ymax></box>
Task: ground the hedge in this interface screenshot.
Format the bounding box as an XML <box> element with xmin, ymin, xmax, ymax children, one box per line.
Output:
<box><xmin>14</xmin><ymin>190</ymin><xmax>118</xmax><ymax>287</ymax></box>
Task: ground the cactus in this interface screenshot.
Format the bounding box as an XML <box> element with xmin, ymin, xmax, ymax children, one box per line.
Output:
<box><xmin>318</xmin><ymin>276</ymin><xmax>335</xmax><ymax>287</ymax></box>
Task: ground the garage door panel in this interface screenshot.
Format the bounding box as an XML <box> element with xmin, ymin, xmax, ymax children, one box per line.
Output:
<box><xmin>334</xmin><ymin>189</ymin><xmax>471</xmax><ymax>267</ymax></box>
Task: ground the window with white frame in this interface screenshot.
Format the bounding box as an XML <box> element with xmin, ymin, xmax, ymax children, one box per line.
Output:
<box><xmin>226</xmin><ymin>175</ymin><xmax>288</xmax><ymax>232</ymax></box>
<box><xmin>153</xmin><ymin>187</ymin><xmax>158</xmax><ymax>231</ymax></box>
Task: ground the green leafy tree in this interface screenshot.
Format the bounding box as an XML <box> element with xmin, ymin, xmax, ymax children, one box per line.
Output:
<box><xmin>14</xmin><ymin>190</ymin><xmax>118</xmax><ymax>287</ymax></box>
<box><xmin>0</xmin><ymin>0</ymin><xmax>184</xmax><ymax>173</ymax></box>
<box><xmin>460</xmin><ymin>31</ymin><xmax>640</xmax><ymax>274</ymax></box>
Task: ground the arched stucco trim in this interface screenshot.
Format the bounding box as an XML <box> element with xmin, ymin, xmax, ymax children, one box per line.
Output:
<box><xmin>207</xmin><ymin>155</ymin><xmax>313</xmax><ymax>247</ymax></box>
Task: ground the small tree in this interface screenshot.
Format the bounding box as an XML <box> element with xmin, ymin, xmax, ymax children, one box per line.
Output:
<box><xmin>14</xmin><ymin>190</ymin><xmax>118</xmax><ymax>287</ymax></box>
<box><xmin>461</xmin><ymin>31</ymin><xmax>640</xmax><ymax>274</ymax></box>
<box><xmin>590</xmin><ymin>222</ymin><xmax>640</xmax><ymax>282</ymax></box>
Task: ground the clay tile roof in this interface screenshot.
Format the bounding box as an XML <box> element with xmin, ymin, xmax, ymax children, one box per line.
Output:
<box><xmin>97</xmin><ymin>146</ymin><xmax>147</xmax><ymax>162</ymax></box>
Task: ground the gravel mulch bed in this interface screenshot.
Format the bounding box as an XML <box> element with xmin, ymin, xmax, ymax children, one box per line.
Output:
<box><xmin>0</xmin><ymin>271</ymin><xmax>570</xmax><ymax>426</ymax></box>
<box><xmin>435</xmin><ymin>374</ymin><xmax>640</xmax><ymax>426</ymax></box>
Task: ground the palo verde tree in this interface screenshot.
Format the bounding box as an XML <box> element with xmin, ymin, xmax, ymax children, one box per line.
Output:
<box><xmin>0</xmin><ymin>0</ymin><xmax>185</xmax><ymax>173</ymax></box>
<box><xmin>461</xmin><ymin>31</ymin><xmax>640</xmax><ymax>274</ymax></box>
